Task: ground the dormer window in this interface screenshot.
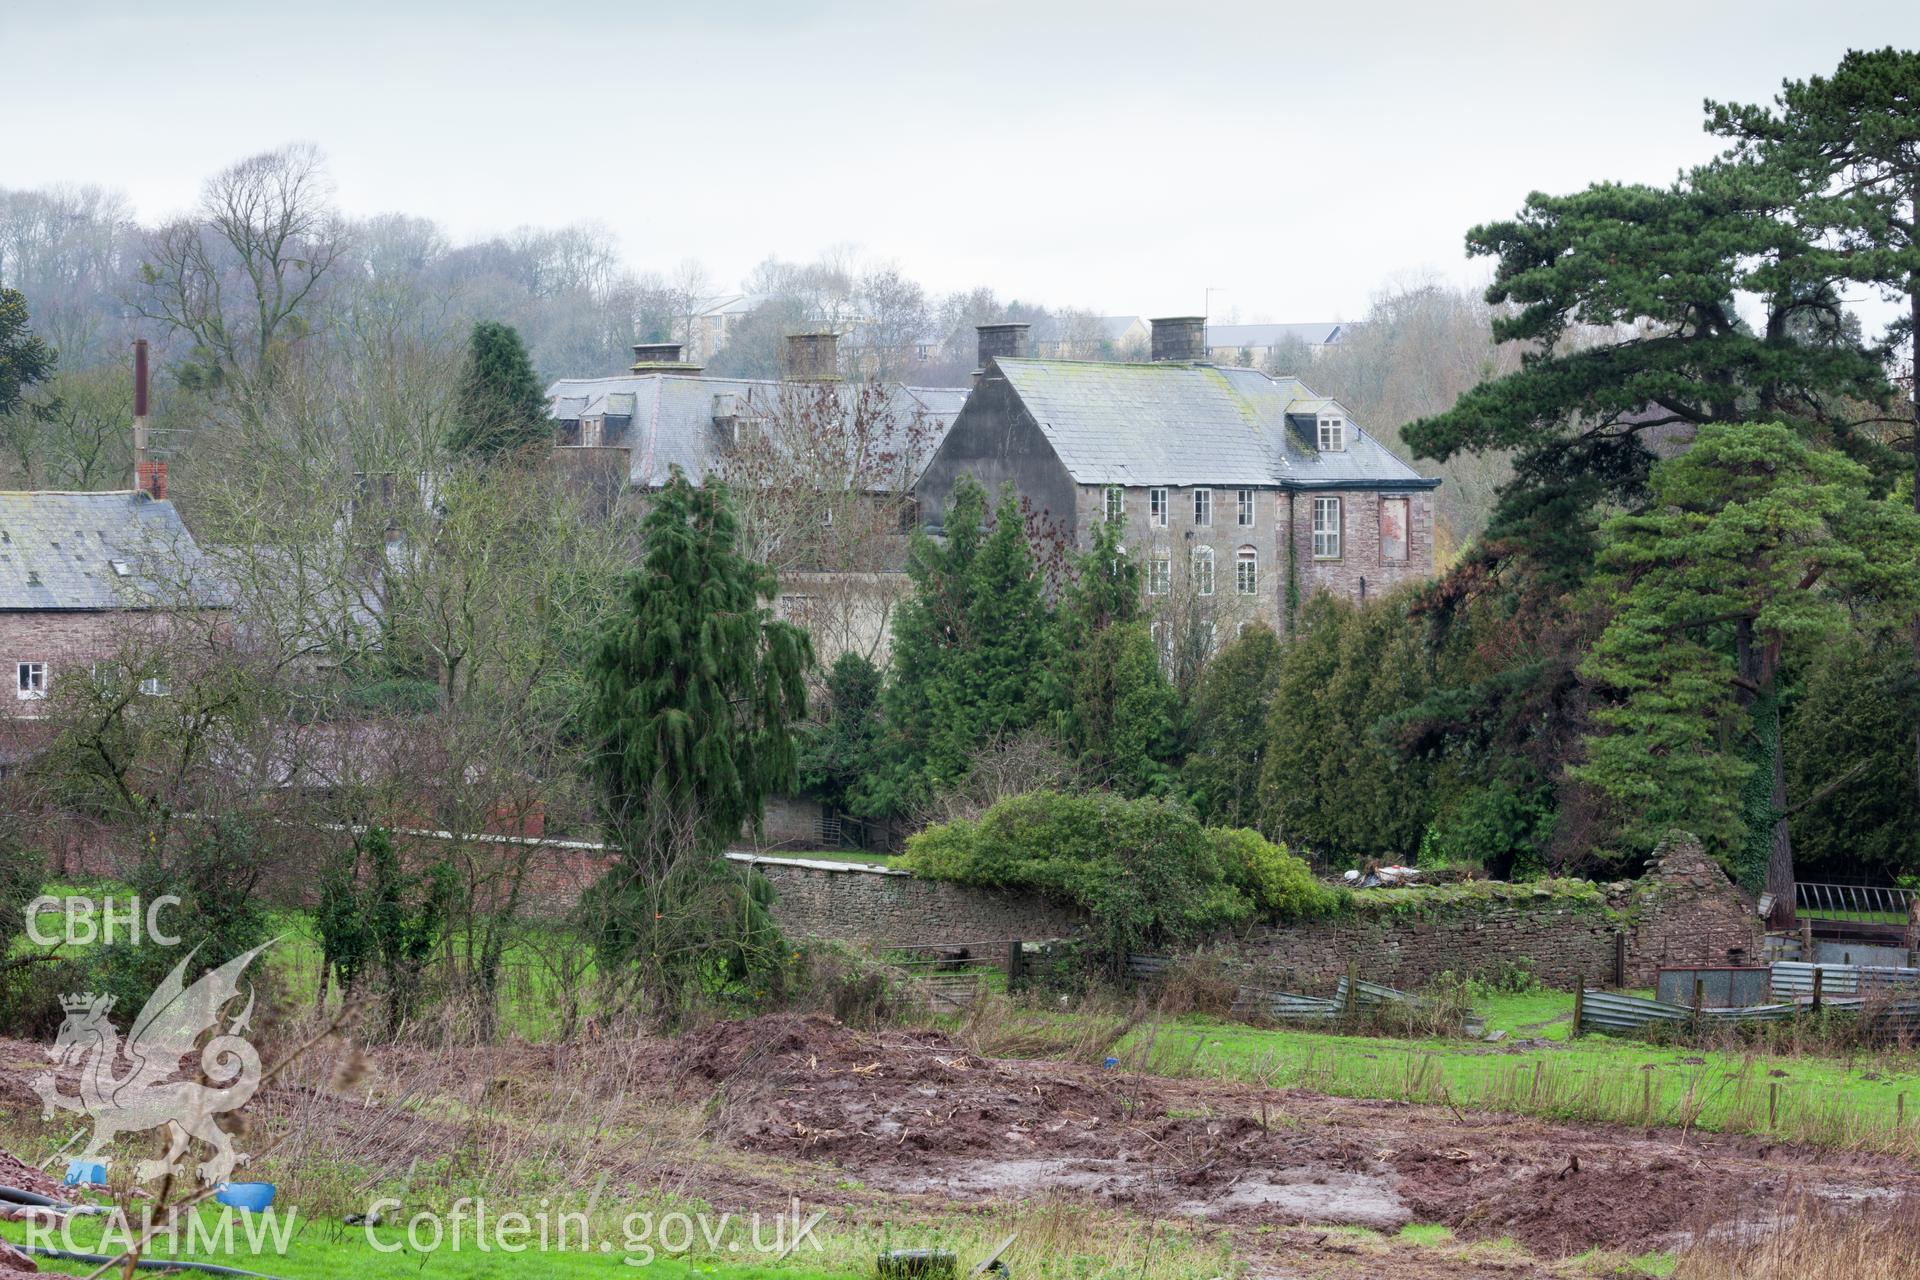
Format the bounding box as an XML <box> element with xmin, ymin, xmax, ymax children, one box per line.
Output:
<box><xmin>1318</xmin><ymin>416</ymin><xmax>1346</xmax><ymax>452</ymax></box>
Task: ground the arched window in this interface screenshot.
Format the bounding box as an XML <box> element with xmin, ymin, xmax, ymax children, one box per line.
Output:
<box><xmin>1235</xmin><ymin>546</ymin><xmax>1258</xmax><ymax>595</ymax></box>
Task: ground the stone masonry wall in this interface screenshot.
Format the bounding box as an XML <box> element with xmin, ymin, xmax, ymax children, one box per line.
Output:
<box><xmin>1619</xmin><ymin>836</ymin><xmax>1763</xmax><ymax>984</ymax></box>
<box><xmin>1224</xmin><ymin>834</ymin><xmax>1758</xmax><ymax>990</ymax></box>
<box><xmin>1231</xmin><ymin>884</ymin><xmax>1620</xmax><ymax>990</ymax></box>
<box><xmin>742</xmin><ymin>857</ymin><xmax>1085</xmax><ymax>947</ymax></box>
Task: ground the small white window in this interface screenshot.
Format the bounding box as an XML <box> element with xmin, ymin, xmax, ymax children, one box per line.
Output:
<box><xmin>1313</xmin><ymin>496</ymin><xmax>1343</xmax><ymax>559</ymax></box>
<box><xmin>1193</xmin><ymin>488</ymin><xmax>1212</xmax><ymax>527</ymax></box>
<box><xmin>1318</xmin><ymin>416</ymin><xmax>1345</xmax><ymax>452</ymax></box>
<box><xmin>1148</xmin><ymin>552</ymin><xmax>1171</xmax><ymax>596</ymax></box>
<box><xmin>139</xmin><ymin>675</ymin><xmax>170</xmax><ymax>697</ymax></box>
<box><xmin>1104</xmin><ymin>486</ymin><xmax>1125</xmax><ymax>523</ymax></box>
<box><xmin>108</xmin><ymin>559</ymin><xmax>132</xmax><ymax>578</ymax></box>
<box><xmin>1236</xmin><ymin>489</ymin><xmax>1255</xmax><ymax>527</ymax></box>
<box><xmin>1149</xmin><ymin>487</ymin><xmax>1168</xmax><ymax>527</ymax></box>
<box><xmin>1193</xmin><ymin>546</ymin><xmax>1214</xmax><ymax>596</ymax></box>
<box><xmin>1236</xmin><ymin>546</ymin><xmax>1258</xmax><ymax>595</ymax></box>
<box><xmin>16</xmin><ymin>662</ymin><xmax>47</xmax><ymax>700</ymax></box>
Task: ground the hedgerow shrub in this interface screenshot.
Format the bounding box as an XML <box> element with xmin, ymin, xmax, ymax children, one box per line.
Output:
<box><xmin>903</xmin><ymin>791</ymin><xmax>1342</xmax><ymax>965</ymax></box>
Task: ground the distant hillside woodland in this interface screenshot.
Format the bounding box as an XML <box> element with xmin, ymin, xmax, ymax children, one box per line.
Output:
<box><xmin>4</xmin><ymin>50</ymin><xmax>1920</xmax><ymax>945</ymax></box>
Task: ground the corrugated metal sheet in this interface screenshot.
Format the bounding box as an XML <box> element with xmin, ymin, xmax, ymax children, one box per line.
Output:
<box><xmin>1579</xmin><ymin>990</ymin><xmax>1795</xmax><ymax>1032</ymax></box>
<box><xmin>1769</xmin><ymin>961</ymin><xmax>1920</xmax><ymax>997</ymax></box>
<box><xmin>1233</xmin><ymin>989</ymin><xmax>1343</xmax><ymax>1020</ymax></box>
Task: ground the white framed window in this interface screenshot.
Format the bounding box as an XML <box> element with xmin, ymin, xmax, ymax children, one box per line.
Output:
<box><xmin>1313</xmin><ymin>496</ymin><xmax>1343</xmax><ymax>559</ymax></box>
<box><xmin>1148</xmin><ymin>551</ymin><xmax>1171</xmax><ymax>596</ymax></box>
<box><xmin>1380</xmin><ymin>496</ymin><xmax>1411</xmax><ymax>562</ymax></box>
<box><xmin>1193</xmin><ymin>488</ymin><xmax>1212</xmax><ymax>527</ymax></box>
<box><xmin>1104</xmin><ymin>486</ymin><xmax>1125</xmax><ymax>523</ymax></box>
<box><xmin>1193</xmin><ymin>546</ymin><xmax>1214</xmax><ymax>596</ymax></box>
<box><xmin>16</xmin><ymin>661</ymin><xmax>47</xmax><ymax>700</ymax></box>
<box><xmin>1317</xmin><ymin>416</ymin><xmax>1345</xmax><ymax>452</ymax></box>
<box><xmin>1236</xmin><ymin>546</ymin><xmax>1258</xmax><ymax>594</ymax></box>
<box><xmin>139</xmin><ymin>675</ymin><xmax>170</xmax><ymax>697</ymax></box>
<box><xmin>1149</xmin><ymin>487</ymin><xmax>1168</xmax><ymax>527</ymax></box>
<box><xmin>1236</xmin><ymin>489</ymin><xmax>1255</xmax><ymax>527</ymax></box>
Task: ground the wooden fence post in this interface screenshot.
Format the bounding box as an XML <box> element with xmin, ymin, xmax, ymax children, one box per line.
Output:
<box><xmin>1571</xmin><ymin>981</ymin><xmax>1585</xmax><ymax>1039</ymax></box>
<box><xmin>1344</xmin><ymin>958</ymin><xmax>1359</xmax><ymax>1018</ymax></box>
<box><xmin>1812</xmin><ymin>967</ymin><xmax>1825</xmax><ymax>1014</ymax></box>
<box><xmin>1006</xmin><ymin>939</ymin><xmax>1024</xmax><ymax>992</ymax></box>
<box><xmin>1613</xmin><ymin>930</ymin><xmax>1627</xmax><ymax>988</ymax></box>
<box><xmin>1692</xmin><ymin>977</ymin><xmax>1705</xmax><ymax>1038</ymax></box>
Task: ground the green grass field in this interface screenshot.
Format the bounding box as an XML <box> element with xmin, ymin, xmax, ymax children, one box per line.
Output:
<box><xmin>1</xmin><ymin>1204</ymin><xmax>872</xmax><ymax>1279</ymax></box>
<box><xmin>1091</xmin><ymin>990</ymin><xmax>1920</xmax><ymax>1150</ymax></box>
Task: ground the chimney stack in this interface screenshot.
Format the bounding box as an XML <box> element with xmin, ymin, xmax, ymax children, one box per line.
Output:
<box><xmin>132</xmin><ymin>338</ymin><xmax>150</xmax><ymax>485</ymax></box>
<box><xmin>1149</xmin><ymin>316</ymin><xmax>1208</xmax><ymax>363</ymax></box>
<box><xmin>784</xmin><ymin>332</ymin><xmax>840</xmax><ymax>382</ymax></box>
<box><xmin>975</xmin><ymin>322</ymin><xmax>1030</xmax><ymax>372</ymax></box>
<box><xmin>130</xmin><ymin>339</ymin><xmax>167</xmax><ymax>499</ymax></box>
<box><xmin>629</xmin><ymin>342</ymin><xmax>702</xmax><ymax>374</ymax></box>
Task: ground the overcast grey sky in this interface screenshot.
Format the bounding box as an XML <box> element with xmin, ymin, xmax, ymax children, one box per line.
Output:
<box><xmin>4</xmin><ymin>0</ymin><xmax>1916</xmax><ymax>321</ymax></box>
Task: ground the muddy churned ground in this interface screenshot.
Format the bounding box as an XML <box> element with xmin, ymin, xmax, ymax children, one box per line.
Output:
<box><xmin>662</xmin><ymin>1015</ymin><xmax>1920</xmax><ymax>1272</ymax></box>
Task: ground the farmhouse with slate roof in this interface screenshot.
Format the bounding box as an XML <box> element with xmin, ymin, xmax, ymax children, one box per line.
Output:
<box><xmin>0</xmin><ymin>488</ymin><xmax>222</xmax><ymax>729</ymax></box>
<box><xmin>916</xmin><ymin>318</ymin><xmax>1439</xmax><ymax>645</ymax></box>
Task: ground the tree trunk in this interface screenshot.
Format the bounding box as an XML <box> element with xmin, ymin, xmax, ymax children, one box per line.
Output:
<box><xmin>1739</xmin><ymin>620</ymin><xmax>1795</xmax><ymax>926</ymax></box>
<box><xmin>1910</xmin><ymin>261</ymin><xmax>1920</xmax><ymax>819</ymax></box>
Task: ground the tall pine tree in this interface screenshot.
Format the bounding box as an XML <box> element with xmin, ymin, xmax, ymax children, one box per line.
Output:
<box><xmin>582</xmin><ymin>468</ymin><xmax>810</xmax><ymax>1022</ymax></box>
<box><xmin>449</xmin><ymin>321</ymin><xmax>550</xmax><ymax>459</ymax></box>
<box><xmin>1053</xmin><ymin>514</ymin><xmax>1179</xmax><ymax>794</ymax></box>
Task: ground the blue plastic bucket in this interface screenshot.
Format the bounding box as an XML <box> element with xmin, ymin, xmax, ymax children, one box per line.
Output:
<box><xmin>63</xmin><ymin>1160</ymin><xmax>106</xmax><ymax>1186</ymax></box>
<box><xmin>215</xmin><ymin>1182</ymin><xmax>276</xmax><ymax>1212</ymax></box>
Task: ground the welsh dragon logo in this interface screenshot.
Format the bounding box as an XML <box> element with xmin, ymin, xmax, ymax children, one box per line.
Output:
<box><xmin>31</xmin><ymin>943</ymin><xmax>271</xmax><ymax>1185</ymax></box>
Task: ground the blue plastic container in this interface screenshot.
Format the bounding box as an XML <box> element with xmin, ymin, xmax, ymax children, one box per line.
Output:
<box><xmin>1102</xmin><ymin>1056</ymin><xmax>1120</xmax><ymax>1070</ymax></box>
<box><xmin>63</xmin><ymin>1160</ymin><xmax>106</xmax><ymax>1186</ymax></box>
<box><xmin>215</xmin><ymin>1182</ymin><xmax>276</xmax><ymax>1212</ymax></box>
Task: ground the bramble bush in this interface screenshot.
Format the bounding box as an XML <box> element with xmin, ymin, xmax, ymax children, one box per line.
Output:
<box><xmin>903</xmin><ymin>791</ymin><xmax>1342</xmax><ymax>965</ymax></box>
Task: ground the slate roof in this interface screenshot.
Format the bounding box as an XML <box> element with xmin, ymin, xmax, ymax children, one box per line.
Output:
<box><xmin>1205</xmin><ymin>321</ymin><xmax>1349</xmax><ymax>349</ymax></box>
<box><xmin>990</xmin><ymin>359</ymin><xmax>1438</xmax><ymax>490</ymax></box>
<box><xmin>0</xmin><ymin>491</ymin><xmax>224</xmax><ymax>611</ymax></box>
<box><xmin>546</xmin><ymin>373</ymin><xmax>969</xmax><ymax>491</ymax></box>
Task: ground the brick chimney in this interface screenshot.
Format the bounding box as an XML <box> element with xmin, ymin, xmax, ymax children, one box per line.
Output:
<box><xmin>784</xmin><ymin>333</ymin><xmax>840</xmax><ymax>382</ymax></box>
<box><xmin>1150</xmin><ymin>316</ymin><xmax>1207</xmax><ymax>363</ymax></box>
<box><xmin>629</xmin><ymin>342</ymin><xmax>702</xmax><ymax>374</ymax></box>
<box><xmin>136</xmin><ymin>460</ymin><xmax>167</xmax><ymax>501</ymax></box>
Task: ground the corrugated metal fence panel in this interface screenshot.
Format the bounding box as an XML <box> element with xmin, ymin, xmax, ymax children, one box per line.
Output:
<box><xmin>1580</xmin><ymin>990</ymin><xmax>1693</xmax><ymax>1031</ymax></box>
<box><xmin>1580</xmin><ymin>990</ymin><xmax>1795</xmax><ymax>1031</ymax></box>
<box><xmin>1233</xmin><ymin>989</ymin><xmax>1343</xmax><ymax>1020</ymax></box>
<box><xmin>1334</xmin><ymin>977</ymin><xmax>1413</xmax><ymax>1007</ymax></box>
<box><xmin>1127</xmin><ymin>954</ymin><xmax>1171</xmax><ymax>980</ymax></box>
<box><xmin>1769</xmin><ymin>961</ymin><xmax>1920</xmax><ymax>997</ymax></box>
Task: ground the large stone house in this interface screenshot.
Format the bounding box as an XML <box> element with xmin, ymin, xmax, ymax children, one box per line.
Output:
<box><xmin>914</xmin><ymin>317</ymin><xmax>1439</xmax><ymax>645</ymax></box>
<box><xmin>546</xmin><ymin>334</ymin><xmax>969</xmax><ymax>665</ymax></box>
